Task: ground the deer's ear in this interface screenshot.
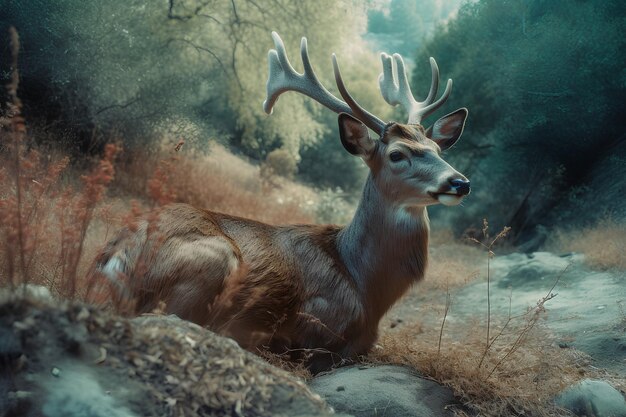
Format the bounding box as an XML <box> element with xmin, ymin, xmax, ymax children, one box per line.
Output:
<box><xmin>338</xmin><ymin>113</ymin><xmax>376</xmax><ymax>158</ymax></box>
<box><xmin>425</xmin><ymin>108</ymin><xmax>468</xmax><ymax>150</ymax></box>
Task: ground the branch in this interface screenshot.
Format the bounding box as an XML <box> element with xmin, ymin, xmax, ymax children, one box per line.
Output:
<box><xmin>166</xmin><ymin>38</ymin><xmax>227</xmax><ymax>75</ymax></box>
<box><xmin>230</xmin><ymin>0</ymin><xmax>240</xmax><ymax>24</ymax></box>
<box><xmin>94</xmin><ymin>97</ymin><xmax>140</xmax><ymax>116</ymax></box>
<box><xmin>167</xmin><ymin>0</ymin><xmax>221</xmax><ymax>24</ymax></box>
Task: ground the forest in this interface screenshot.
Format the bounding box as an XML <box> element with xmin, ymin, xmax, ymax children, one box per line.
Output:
<box><xmin>2</xmin><ymin>0</ymin><xmax>624</xmax><ymax>239</ymax></box>
<box><xmin>0</xmin><ymin>0</ymin><xmax>626</xmax><ymax>239</ymax></box>
<box><xmin>1</xmin><ymin>1</ymin><xmax>625</xmax><ymax>417</ymax></box>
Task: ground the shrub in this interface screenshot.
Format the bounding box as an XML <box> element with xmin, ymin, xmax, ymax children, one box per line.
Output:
<box><xmin>262</xmin><ymin>148</ymin><xmax>298</xmax><ymax>180</ymax></box>
<box><xmin>553</xmin><ymin>218</ymin><xmax>626</xmax><ymax>271</ymax></box>
<box><xmin>0</xmin><ymin>27</ymin><xmax>114</xmax><ymax>298</ymax></box>
<box><xmin>314</xmin><ymin>188</ymin><xmax>355</xmax><ymax>225</ymax></box>
<box><xmin>369</xmin><ymin>225</ymin><xmax>582</xmax><ymax>417</ymax></box>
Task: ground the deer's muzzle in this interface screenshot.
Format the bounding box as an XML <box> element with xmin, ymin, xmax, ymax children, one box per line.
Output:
<box><xmin>450</xmin><ymin>178</ymin><xmax>471</xmax><ymax>196</ymax></box>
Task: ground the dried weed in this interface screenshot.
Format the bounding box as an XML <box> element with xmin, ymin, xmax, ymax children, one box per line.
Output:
<box><xmin>553</xmin><ymin>218</ymin><xmax>626</xmax><ymax>270</ymax></box>
<box><xmin>371</xmin><ymin>222</ymin><xmax>583</xmax><ymax>417</ymax></box>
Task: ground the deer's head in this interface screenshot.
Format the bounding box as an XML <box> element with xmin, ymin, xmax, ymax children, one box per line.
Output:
<box><xmin>264</xmin><ymin>33</ymin><xmax>469</xmax><ymax>208</ymax></box>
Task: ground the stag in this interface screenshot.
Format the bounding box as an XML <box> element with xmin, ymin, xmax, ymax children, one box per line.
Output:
<box><xmin>98</xmin><ymin>32</ymin><xmax>470</xmax><ymax>372</ymax></box>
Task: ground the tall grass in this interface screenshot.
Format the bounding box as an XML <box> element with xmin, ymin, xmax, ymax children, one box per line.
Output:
<box><xmin>553</xmin><ymin>218</ymin><xmax>626</xmax><ymax>270</ymax></box>
<box><xmin>369</xmin><ymin>223</ymin><xmax>580</xmax><ymax>417</ymax></box>
<box><xmin>0</xmin><ymin>28</ymin><xmax>102</xmax><ymax>297</ymax></box>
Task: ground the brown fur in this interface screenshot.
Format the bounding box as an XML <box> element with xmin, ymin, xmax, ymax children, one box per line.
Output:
<box><xmin>98</xmin><ymin>118</ymin><xmax>468</xmax><ymax>373</ymax></box>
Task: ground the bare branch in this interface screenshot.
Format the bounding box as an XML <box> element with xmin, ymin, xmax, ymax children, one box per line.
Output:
<box><xmin>94</xmin><ymin>97</ymin><xmax>140</xmax><ymax>116</ymax></box>
<box><xmin>167</xmin><ymin>0</ymin><xmax>221</xmax><ymax>24</ymax></box>
<box><xmin>166</xmin><ymin>38</ymin><xmax>227</xmax><ymax>75</ymax></box>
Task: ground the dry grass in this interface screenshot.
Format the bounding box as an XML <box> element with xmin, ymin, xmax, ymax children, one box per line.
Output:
<box><xmin>425</xmin><ymin>230</ymin><xmax>483</xmax><ymax>290</ymax></box>
<box><xmin>0</xmin><ymin>27</ymin><xmax>314</xmax><ymax>302</ymax></box>
<box><xmin>373</xmin><ymin>225</ymin><xmax>595</xmax><ymax>416</ymax></box>
<box><xmin>256</xmin><ymin>349</ymin><xmax>313</xmax><ymax>381</ymax></box>
<box><xmin>552</xmin><ymin>218</ymin><xmax>626</xmax><ymax>270</ymax></box>
<box><xmin>369</xmin><ymin>319</ymin><xmax>585</xmax><ymax>417</ymax></box>
<box><xmin>373</xmin><ymin>296</ymin><xmax>581</xmax><ymax>416</ymax></box>
<box><xmin>0</xmin><ymin>28</ymin><xmax>117</xmax><ymax>299</ymax></box>
<box><xmin>114</xmin><ymin>140</ymin><xmax>315</xmax><ymax>225</ymax></box>
<box><xmin>167</xmin><ymin>144</ymin><xmax>314</xmax><ymax>224</ymax></box>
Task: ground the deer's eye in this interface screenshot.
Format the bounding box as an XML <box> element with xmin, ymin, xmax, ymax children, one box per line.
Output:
<box><xmin>389</xmin><ymin>151</ymin><xmax>405</xmax><ymax>162</ymax></box>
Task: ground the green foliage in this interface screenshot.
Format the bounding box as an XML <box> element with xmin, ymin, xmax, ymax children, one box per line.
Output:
<box><xmin>314</xmin><ymin>188</ymin><xmax>355</xmax><ymax>225</ymax></box>
<box><xmin>263</xmin><ymin>148</ymin><xmax>298</xmax><ymax>180</ymax></box>
<box><xmin>366</xmin><ymin>0</ymin><xmax>464</xmax><ymax>56</ymax></box>
<box><xmin>414</xmin><ymin>0</ymin><xmax>626</xmax><ymax>234</ymax></box>
<box><xmin>0</xmin><ymin>0</ymin><xmax>381</xmax><ymax>181</ymax></box>
<box><xmin>367</xmin><ymin>9</ymin><xmax>393</xmax><ymax>34</ymax></box>
<box><xmin>298</xmin><ymin>129</ymin><xmax>367</xmax><ymax>192</ymax></box>
<box><xmin>297</xmin><ymin>87</ymin><xmax>373</xmax><ymax>193</ymax></box>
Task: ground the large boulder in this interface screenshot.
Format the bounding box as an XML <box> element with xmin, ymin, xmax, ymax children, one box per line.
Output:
<box><xmin>309</xmin><ymin>364</ymin><xmax>459</xmax><ymax>417</ymax></box>
<box><xmin>492</xmin><ymin>251</ymin><xmax>578</xmax><ymax>290</ymax></box>
<box><xmin>555</xmin><ymin>379</ymin><xmax>626</xmax><ymax>417</ymax></box>
<box><xmin>0</xmin><ymin>290</ymin><xmax>336</xmax><ymax>417</ymax></box>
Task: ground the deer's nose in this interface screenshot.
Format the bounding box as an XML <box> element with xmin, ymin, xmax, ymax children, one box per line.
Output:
<box><xmin>449</xmin><ymin>178</ymin><xmax>471</xmax><ymax>195</ymax></box>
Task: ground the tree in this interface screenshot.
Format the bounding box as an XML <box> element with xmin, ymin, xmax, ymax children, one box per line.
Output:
<box><xmin>0</xmin><ymin>0</ymin><xmax>383</xmax><ymax>171</ymax></box>
<box><xmin>413</xmin><ymin>0</ymin><xmax>626</xmax><ymax>236</ymax></box>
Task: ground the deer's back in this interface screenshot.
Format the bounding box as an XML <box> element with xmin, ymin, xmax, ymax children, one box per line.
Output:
<box><xmin>99</xmin><ymin>204</ymin><xmax>366</xmax><ymax>356</ymax></box>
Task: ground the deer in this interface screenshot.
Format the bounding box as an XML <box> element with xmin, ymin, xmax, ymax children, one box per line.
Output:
<box><xmin>97</xmin><ymin>32</ymin><xmax>470</xmax><ymax>373</ymax></box>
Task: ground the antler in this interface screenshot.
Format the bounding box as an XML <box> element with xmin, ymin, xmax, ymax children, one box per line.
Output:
<box><xmin>379</xmin><ymin>54</ymin><xmax>452</xmax><ymax>125</ymax></box>
<box><xmin>264</xmin><ymin>32</ymin><xmax>386</xmax><ymax>134</ymax></box>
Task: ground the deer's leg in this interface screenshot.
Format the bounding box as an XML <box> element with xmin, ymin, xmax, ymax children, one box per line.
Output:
<box><xmin>145</xmin><ymin>235</ymin><xmax>242</xmax><ymax>326</ymax></box>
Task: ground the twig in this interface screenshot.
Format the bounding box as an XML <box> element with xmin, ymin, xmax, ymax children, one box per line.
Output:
<box><xmin>469</xmin><ymin>219</ymin><xmax>511</xmax><ymax>372</ymax></box>
<box><xmin>437</xmin><ymin>289</ymin><xmax>451</xmax><ymax>359</ymax></box>
<box><xmin>486</xmin><ymin>263</ymin><xmax>569</xmax><ymax>378</ymax></box>
<box><xmin>297</xmin><ymin>312</ymin><xmax>346</xmax><ymax>342</ymax></box>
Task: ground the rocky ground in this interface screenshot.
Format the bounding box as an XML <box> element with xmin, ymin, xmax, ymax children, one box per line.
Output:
<box><xmin>375</xmin><ymin>251</ymin><xmax>626</xmax><ymax>417</ymax></box>
<box><xmin>1</xmin><ymin>251</ymin><xmax>625</xmax><ymax>417</ymax></box>
<box><xmin>0</xmin><ymin>289</ymin><xmax>336</xmax><ymax>417</ymax></box>
<box><xmin>385</xmin><ymin>252</ymin><xmax>626</xmax><ymax>377</ymax></box>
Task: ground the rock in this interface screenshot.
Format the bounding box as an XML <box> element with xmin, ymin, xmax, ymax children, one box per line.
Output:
<box><xmin>446</xmin><ymin>250</ymin><xmax>626</xmax><ymax>376</ymax></box>
<box><xmin>41</xmin><ymin>363</ymin><xmax>139</xmax><ymax>417</ymax></box>
<box><xmin>572</xmin><ymin>331</ymin><xmax>626</xmax><ymax>374</ymax></box>
<box><xmin>309</xmin><ymin>365</ymin><xmax>459</xmax><ymax>417</ymax></box>
<box><xmin>493</xmin><ymin>251</ymin><xmax>578</xmax><ymax>290</ymax></box>
<box><xmin>0</xmin><ymin>296</ymin><xmax>335</xmax><ymax>417</ymax></box>
<box><xmin>555</xmin><ymin>379</ymin><xmax>626</xmax><ymax>417</ymax></box>
<box><xmin>0</xmin><ymin>325</ymin><xmax>22</xmax><ymax>366</ymax></box>
<box><xmin>0</xmin><ymin>284</ymin><xmax>53</xmax><ymax>304</ymax></box>
<box><xmin>130</xmin><ymin>315</ymin><xmax>334</xmax><ymax>417</ymax></box>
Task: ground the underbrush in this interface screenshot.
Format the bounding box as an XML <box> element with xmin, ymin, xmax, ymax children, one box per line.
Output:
<box><xmin>4</xmin><ymin>27</ymin><xmax>618</xmax><ymax>417</ymax></box>
<box><xmin>115</xmin><ymin>141</ymin><xmax>316</xmax><ymax>225</ymax></box>
<box><xmin>0</xmin><ymin>28</ymin><xmax>317</xmax><ymax>299</ymax></box>
<box><xmin>553</xmin><ymin>218</ymin><xmax>626</xmax><ymax>271</ymax></box>
<box><xmin>370</xmin><ymin>319</ymin><xmax>583</xmax><ymax>416</ymax></box>
<box><xmin>0</xmin><ymin>137</ymin><xmax>316</xmax><ymax>297</ymax></box>
<box><xmin>424</xmin><ymin>230</ymin><xmax>483</xmax><ymax>290</ymax></box>
<box><xmin>371</xmin><ymin>223</ymin><xmax>587</xmax><ymax>417</ymax></box>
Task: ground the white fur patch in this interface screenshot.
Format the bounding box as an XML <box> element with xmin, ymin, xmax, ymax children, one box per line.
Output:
<box><xmin>101</xmin><ymin>256</ymin><xmax>124</xmax><ymax>282</ymax></box>
<box><xmin>437</xmin><ymin>194</ymin><xmax>463</xmax><ymax>206</ymax></box>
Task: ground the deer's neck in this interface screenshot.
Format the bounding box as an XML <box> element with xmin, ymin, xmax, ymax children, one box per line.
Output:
<box><xmin>337</xmin><ymin>176</ymin><xmax>429</xmax><ymax>321</ymax></box>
